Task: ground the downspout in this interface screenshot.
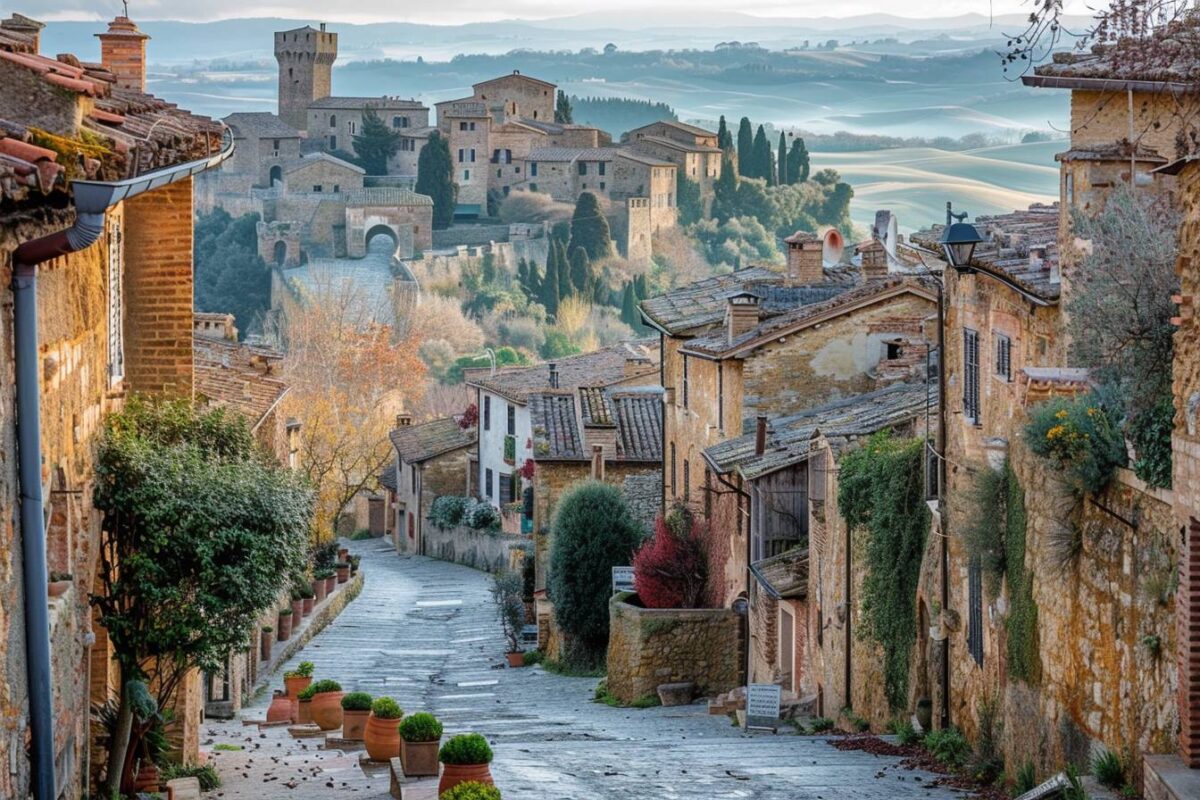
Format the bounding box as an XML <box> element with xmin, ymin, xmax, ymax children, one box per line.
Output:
<box><xmin>13</xmin><ymin>205</ymin><xmax>106</xmax><ymax>800</ymax></box>
<box><xmin>937</xmin><ymin>279</ymin><xmax>951</xmax><ymax>730</ymax></box>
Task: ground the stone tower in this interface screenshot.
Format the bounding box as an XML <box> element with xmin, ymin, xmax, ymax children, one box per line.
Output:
<box><xmin>275</xmin><ymin>24</ymin><xmax>337</xmax><ymax>133</ymax></box>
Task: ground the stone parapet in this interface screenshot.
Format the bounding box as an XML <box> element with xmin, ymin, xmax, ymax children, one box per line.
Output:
<box><xmin>423</xmin><ymin>525</ymin><xmax>529</xmax><ymax>573</ymax></box>
<box><xmin>606</xmin><ymin>596</ymin><xmax>742</xmax><ymax>705</ymax></box>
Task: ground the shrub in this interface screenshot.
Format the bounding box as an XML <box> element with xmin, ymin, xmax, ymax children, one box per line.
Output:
<box><xmin>522</xmin><ymin>649</ymin><xmax>544</xmax><ymax>666</ymax></box>
<box><xmin>278</xmin><ymin>607</ymin><xmax>293</xmax><ymax>616</ymax></box>
<box><xmin>341</xmin><ymin>692</ymin><xmax>373</xmax><ymax>711</ymax></box>
<box><xmin>309</xmin><ymin>679</ymin><xmax>342</xmax><ymax>695</ymax></box>
<box><xmin>1025</xmin><ymin>393</ymin><xmax>1125</xmax><ymax>494</ymax></box>
<box><xmin>548</xmin><ymin>481</ymin><xmax>646</xmax><ymax>667</ymax></box>
<box><xmin>439</xmin><ymin>781</ymin><xmax>502</xmax><ymax>800</ymax></box>
<box><xmin>809</xmin><ymin>717</ymin><xmax>835</xmax><ymax>733</ymax></box>
<box><xmin>284</xmin><ymin>661</ymin><xmax>314</xmax><ymax>679</ymax></box>
<box><xmin>399</xmin><ymin>712</ymin><xmax>443</xmax><ymax>742</ymax></box>
<box><xmin>1129</xmin><ymin>394</ymin><xmax>1174</xmax><ymax>489</ymax></box>
<box><xmin>491</xmin><ymin>570</ymin><xmax>525</xmax><ymax>652</ymax></box>
<box><xmin>160</xmin><ymin>763</ymin><xmax>220</xmax><ymax>792</ymax></box>
<box><xmin>630</xmin><ymin>694</ymin><xmax>662</xmax><ymax>709</ymax></box>
<box><xmin>311</xmin><ymin>540</ymin><xmax>339</xmax><ymax>571</ymax></box>
<box><xmin>888</xmin><ymin>718</ymin><xmax>918</xmax><ymax>746</ymax></box>
<box><xmin>923</xmin><ymin>727</ymin><xmax>970</xmax><ymax>768</ymax></box>
<box><xmin>439</xmin><ymin>733</ymin><xmax>494</xmax><ymax>765</ymax></box>
<box><xmin>371</xmin><ymin>697</ymin><xmax>403</xmax><ymax>719</ymax></box>
<box><xmin>1014</xmin><ymin>761</ymin><xmax>1037</xmax><ymax>794</ymax></box>
<box><xmin>349</xmin><ymin>528</ymin><xmax>375</xmax><ymax>540</ymax></box>
<box><xmin>297</xmin><ymin>685</ymin><xmax>318</xmax><ymax>701</ymax></box>
<box><xmin>292</xmin><ymin>582</ymin><xmax>315</xmax><ymax>600</ymax></box>
<box><xmin>429</xmin><ymin>495</ymin><xmax>469</xmax><ymax>529</ymax></box>
<box><xmin>464</xmin><ymin>499</ymin><xmax>501</xmax><ymax>531</ymax></box>
<box><xmin>314</xmin><ymin>567</ymin><xmax>335</xmax><ymax>580</ymax></box>
<box><xmin>843</xmin><ymin>708</ymin><xmax>869</xmax><ymax>733</ymax></box>
<box><xmin>632</xmin><ymin>504</ymin><xmax>710</xmax><ymax>609</ymax></box>
<box><xmin>1092</xmin><ymin>749</ymin><xmax>1125</xmax><ymax>789</ymax></box>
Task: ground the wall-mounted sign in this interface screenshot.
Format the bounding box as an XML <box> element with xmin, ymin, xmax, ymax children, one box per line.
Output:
<box><xmin>612</xmin><ymin>566</ymin><xmax>635</xmax><ymax>594</ymax></box>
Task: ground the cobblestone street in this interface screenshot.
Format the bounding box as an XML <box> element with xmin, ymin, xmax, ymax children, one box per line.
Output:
<box><xmin>201</xmin><ymin>540</ymin><xmax>963</xmax><ymax>800</ymax></box>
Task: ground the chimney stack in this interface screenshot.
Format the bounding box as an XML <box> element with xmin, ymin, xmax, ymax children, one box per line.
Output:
<box><xmin>754</xmin><ymin>415</ymin><xmax>768</xmax><ymax>456</ymax></box>
<box><xmin>396</xmin><ymin>413</ymin><xmax>413</xmax><ymax>428</ymax></box>
<box><xmin>96</xmin><ymin>15</ymin><xmax>150</xmax><ymax>92</ymax></box>
<box><xmin>725</xmin><ymin>291</ymin><xmax>762</xmax><ymax>344</ymax></box>
<box><xmin>591</xmin><ymin>444</ymin><xmax>605</xmax><ymax>480</ymax></box>
<box><xmin>858</xmin><ymin>239</ymin><xmax>889</xmax><ymax>280</ymax></box>
<box><xmin>783</xmin><ymin>231</ymin><xmax>823</xmax><ymax>285</ymax></box>
<box><xmin>1</xmin><ymin>14</ymin><xmax>45</xmax><ymax>54</ymax></box>
<box><xmin>548</xmin><ymin>363</ymin><xmax>559</xmax><ymax>389</ymax></box>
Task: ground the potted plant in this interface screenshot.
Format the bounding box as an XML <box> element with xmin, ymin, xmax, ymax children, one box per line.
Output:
<box><xmin>48</xmin><ymin>571</ymin><xmax>72</xmax><ymax>597</ymax></box>
<box><xmin>440</xmin><ymin>782</ymin><xmax>502</xmax><ymax>800</ymax></box>
<box><xmin>277</xmin><ymin>607</ymin><xmax>293</xmax><ymax>641</ymax></box>
<box><xmin>295</xmin><ymin>580</ymin><xmax>316</xmax><ymax>615</ymax></box>
<box><xmin>348</xmin><ymin>554</ymin><xmax>361</xmax><ymax>576</ymax></box>
<box><xmin>335</xmin><ymin>561</ymin><xmax>351</xmax><ymax>584</ymax></box>
<box><xmin>398</xmin><ymin>712</ymin><xmax>443</xmax><ymax>777</ymax></box>
<box><xmin>283</xmin><ymin>661</ymin><xmax>314</xmax><ymax>700</ymax></box>
<box><xmin>260</xmin><ymin>626</ymin><xmax>274</xmax><ymax>661</ymax></box>
<box><xmin>364</xmin><ymin>696</ymin><xmax>404</xmax><ymax>762</ymax></box>
<box><xmin>315</xmin><ymin>567</ymin><xmax>336</xmax><ymax>595</ymax></box>
<box><xmin>307</xmin><ymin>679</ymin><xmax>344</xmax><ymax>731</ymax></box>
<box><xmin>916</xmin><ymin>698</ymin><xmax>933</xmax><ymax>733</ymax></box>
<box><xmin>340</xmin><ymin>692</ymin><xmax>373</xmax><ymax>741</ymax></box>
<box><xmin>338</xmin><ymin>546</ymin><xmax>350</xmax><ymax>562</ymax></box>
<box><xmin>439</xmin><ymin>733</ymin><xmax>494</xmax><ymax>794</ymax></box>
<box><xmin>297</xmin><ymin>684</ymin><xmax>316</xmax><ymax>724</ymax></box>
<box><xmin>267</xmin><ymin>689</ymin><xmax>293</xmax><ymax>723</ymax></box>
<box><xmin>491</xmin><ymin>571</ymin><xmax>525</xmax><ymax>667</ymax></box>
<box><xmin>312</xmin><ymin>574</ymin><xmax>328</xmax><ymax>603</ymax></box>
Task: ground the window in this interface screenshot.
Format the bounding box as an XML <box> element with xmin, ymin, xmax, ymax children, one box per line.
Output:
<box><xmin>504</xmin><ymin>149</ymin><xmax>511</xmax><ymax>163</ymax></box>
<box><xmin>681</xmin><ymin>354</ymin><xmax>689</xmax><ymax>409</ymax></box>
<box><xmin>483</xmin><ymin>396</ymin><xmax>491</xmax><ymax>430</ymax></box>
<box><xmin>704</xmin><ymin>468</ymin><xmax>713</xmax><ymax>519</ymax></box>
<box><xmin>995</xmin><ymin>334</ymin><xmax>1012</xmax><ymax>381</ymax></box>
<box><xmin>497</xmin><ymin>169</ymin><xmax>502</xmax><ymax>178</ymax></box>
<box><xmin>485</xmin><ymin>468</ymin><xmax>494</xmax><ymax>499</ymax></box>
<box><xmin>599</xmin><ymin>181</ymin><xmax>606</xmax><ymax>191</ymax></box>
<box><xmin>502</xmin><ymin>186</ymin><xmax>510</xmax><ymax>196</ymax></box>
<box><xmin>470</xmin><ymin>149</ymin><xmax>476</xmax><ymax>163</ymax></box>
<box><xmin>463</xmin><ymin>170</ymin><xmax>470</xmax><ymax>180</ymax></box>
<box><xmin>885</xmin><ymin>341</ymin><xmax>903</xmax><ymax>360</ymax></box>
<box><xmin>598</xmin><ymin>161</ymin><xmax>606</xmax><ymax>176</ymax></box>
<box><xmin>507</xmin><ymin>403</ymin><xmax>516</xmax><ymax>436</ymax></box>
<box><xmin>963</xmin><ymin>328</ymin><xmax>981</xmax><ymax>424</ymax></box>
<box><xmin>683</xmin><ymin>459</ymin><xmax>691</xmax><ymax>503</ymax></box>
<box><xmin>332</xmin><ymin>184</ymin><xmax>340</xmax><ymax>193</ymax></box>
<box><xmin>329</xmin><ymin>135</ymin><xmax>337</xmax><ymax>150</ymax></box>
<box><xmin>578</xmin><ymin>162</ymin><xmax>588</xmax><ymax>176</ymax></box>
<box><xmin>499</xmin><ymin>472</ymin><xmax>514</xmax><ymax>505</ymax></box>
<box><xmin>1065</xmin><ymin>172</ymin><xmax>1074</xmax><ymax>206</ymax></box>
<box><xmin>460</xmin><ymin>122</ymin><xmax>469</xmax><ymax>131</ymax></box>
<box><xmin>530</xmin><ymin>162</ymin><xmax>538</xmax><ymax>177</ymax></box>
<box><xmin>349</xmin><ymin>121</ymin><xmax>357</xmax><ymax>135</ymax></box>
<box><xmin>393</xmin><ymin>116</ymin><xmax>408</xmax><ymax>129</ymax></box>
<box><xmin>670</xmin><ymin>443</ymin><xmax>677</xmax><ymax>496</ymax></box>
<box><xmin>106</xmin><ymin>216</ymin><xmax>124</xmax><ymax>384</ymax></box>
<box><xmin>492</xmin><ymin>149</ymin><xmax>501</xmax><ymax>163</ymax></box>
<box><xmin>458</xmin><ymin>148</ymin><xmax>465</xmax><ymax>163</ymax></box>
<box><xmin>329</xmin><ymin>114</ymin><xmax>337</xmax><ymax>128</ymax></box>
<box><xmin>968</xmin><ymin>558</ymin><xmax>984</xmax><ymax>666</ymax></box>
<box><xmin>312</xmin><ymin>185</ymin><xmax>322</xmax><ymax>193</ymax></box>
<box><xmin>272</xmin><ymin>138</ymin><xmax>280</xmax><ymax>150</ymax></box>
<box><xmin>411</xmin><ymin>465</ymin><xmax>417</xmax><ymax>493</ymax></box>
<box><xmin>528</xmin><ymin>183</ymin><xmax>537</xmax><ymax>192</ymax></box>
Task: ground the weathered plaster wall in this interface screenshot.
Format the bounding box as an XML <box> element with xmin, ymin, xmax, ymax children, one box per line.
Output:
<box><xmin>423</xmin><ymin>525</ymin><xmax>528</xmax><ymax>573</ymax></box>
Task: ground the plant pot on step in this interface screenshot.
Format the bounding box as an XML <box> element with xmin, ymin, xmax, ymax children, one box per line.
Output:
<box><xmin>308</xmin><ymin>681</ymin><xmax>345</xmax><ymax>731</ymax></box>
<box><xmin>438</xmin><ymin>763</ymin><xmax>493</xmax><ymax>795</ymax></box>
<box><xmin>364</xmin><ymin>697</ymin><xmax>404</xmax><ymax>761</ymax></box>
<box><xmin>437</xmin><ymin>733</ymin><xmax>494</xmax><ymax>795</ymax></box>
<box><xmin>336</xmin><ymin>563</ymin><xmax>350</xmax><ymax>583</ymax></box>
<box><xmin>48</xmin><ymin>579</ymin><xmax>72</xmax><ymax>597</ymax></box>
<box><xmin>342</xmin><ymin>709</ymin><xmax>369</xmax><ymax>741</ymax></box>
<box><xmin>312</xmin><ymin>578</ymin><xmax>327</xmax><ymax>603</ymax></box>
<box><xmin>338</xmin><ymin>547</ymin><xmax>350</xmax><ymax>562</ymax></box>
<box><xmin>291</xmin><ymin>598</ymin><xmax>304</xmax><ymax>620</ymax></box>
<box><xmin>284</xmin><ymin>674</ymin><xmax>312</xmax><ymax>700</ymax></box>
<box><xmin>260</xmin><ymin>628</ymin><xmax>273</xmax><ymax>661</ymax></box>
<box><xmin>506</xmin><ymin>651</ymin><xmax>524</xmax><ymax>667</ymax></box>
<box><xmin>302</xmin><ymin>596</ymin><xmax>314</xmax><ymax>616</ymax></box>
<box><xmin>267</xmin><ymin>690</ymin><xmax>293</xmax><ymax>723</ymax></box>
<box><xmin>325</xmin><ymin>575</ymin><xmax>336</xmax><ymax>594</ymax></box>
<box><xmin>297</xmin><ymin>698</ymin><xmax>313</xmax><ymax>725</ymax></box>
<box><xmin>400</xmin><ymin>739</ymin><xmax>440</xmax><ymax>777</ymax></box>
<box><xmin>277</xmin><ymin>609</ymin><xmax>293</xmax><ymax>641</ymax></box>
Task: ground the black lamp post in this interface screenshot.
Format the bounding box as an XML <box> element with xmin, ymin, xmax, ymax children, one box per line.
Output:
<box><xmin>939</xmin><ymin>202</ymin><xmax>984</xmax><ymax>272</ymax></box>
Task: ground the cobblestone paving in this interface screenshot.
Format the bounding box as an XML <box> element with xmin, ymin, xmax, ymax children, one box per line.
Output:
<box><xmin>202</xmin><ymin>540</ymin><xmax>963</xmax><ymax>800</ymax></box>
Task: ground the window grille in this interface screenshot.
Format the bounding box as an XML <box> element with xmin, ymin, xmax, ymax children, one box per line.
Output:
<box><xmin>963</xmin><ymin>328</ymin><xmax>981</xmax><ymax>424</ymax></box>
<box><xmin>995</xmin><ymin>334</ymin><xmax>1012</xmax><ymax>382</ymax></box>
<box><xmin>106</xmin><ymin>216</ymin><xmax>124</xmax><ymax>384</ymax></box>
<box><xmin>968</xmin><ymin>558</ymin><xmax>984</xmax><ymax>666</ymax></box>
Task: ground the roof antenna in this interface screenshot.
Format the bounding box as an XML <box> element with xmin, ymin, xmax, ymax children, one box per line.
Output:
<box><xmin>122</xmin><ymin>0</ymin><xmax>130</xmax><ymax>17</ymax></box>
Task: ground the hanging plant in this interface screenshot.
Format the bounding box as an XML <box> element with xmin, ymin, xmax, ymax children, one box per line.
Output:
<box><xmin>518</xmin><ymin>459</ymin><xmax>536</xmax><ymax>480</ymax></box>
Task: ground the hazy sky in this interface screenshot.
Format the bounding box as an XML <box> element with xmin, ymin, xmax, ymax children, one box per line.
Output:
<box><xmin>28</xmin><ymin>0</ymin><xmax>1098</xmax><ymax>25</ymax></box>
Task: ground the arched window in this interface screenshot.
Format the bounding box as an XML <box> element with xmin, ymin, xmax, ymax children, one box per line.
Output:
<box><xmin>329</xmin><ymin>114</ymin><xmax>337</xmax><ymax>128</ymax></box>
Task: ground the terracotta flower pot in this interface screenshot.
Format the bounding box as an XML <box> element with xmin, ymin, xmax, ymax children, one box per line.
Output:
<box><xmin>302</xmin><ymin>596</ymin><xmax>314</xmax><ymax>616</ymax></box>
<box><xmin>277</xmin><ymin>613</ymin><xmax>292</xmax><ymax>641</ymax></box>
<box><xmin>310</xmin><ymin>692</ymin><xmax>344</xmax><ymax>731</ymax></box>
<box><xmin>400</xmin><ymin>738</ymin><xmax>440</xmax><ymax>777</ymax></box>
<box><xmin>48</xmin><ymin>580</ymin><xmax>71</xmax><ymax>597</ymax></box>
<box><xmin>438</xmin><ymin>763</ymin><xmax>493</xmax><ymax>796</ymax></box>
<box><xmin>134</xmin><ymin>762</ymin><xmax>161</xmax><ymax>792</ymax></box>
<box><xmin>297</xmin><ymin>698</ymin><xmax>313</xmax><ymax>725</ymax></box>
<box><xmin>284</xmin><ymin>675</ymin><xmax>312</xmax><ymax>700</ymax></box>
<box><xmin>325</xmin><ymin>576</ymin><xmax>336</xmax><ymax>594</ymax></box>
<box><xmin>342</xmin><ymin>709</ymin><xmax>369</xmax><ymax>741</ymax></box>
<box><xmin>261</xmin><ymin>631</ymin><xmax>273</xmax><ymax>662</ymax></box>
<box><xmin>338</xmin><ymin>547</ymin><xmax>349</xmax><ymax>562</ymax></box>
<box><xmin>506</xmin><ymin>652</ymin><xmax>524</xmax><ymax>667</ymax></box>
<box><xmin>267</xmin><ymin>690</ymin><xmax>293</xmax><ymax>723</ymax></box>
<box><xmin>313</xmin><ymin>578</ymin><xmax>327</xmax><ymax>603</ymax></box>
<box><xmin>291</xmin><ymin>598</ymin><xmax>304</xmax><ymax>620</ymax></box>
<box><xmin>336</xmin><ymin>565</ymin><xmax>350</xmax><ymax>584</ymax></box>
<box><xmin>363</xmin><ymin>712</ymin><xmax>401</xmax><ymax>762</ymax></box>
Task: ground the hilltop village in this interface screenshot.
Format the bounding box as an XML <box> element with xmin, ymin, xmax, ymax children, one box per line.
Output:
<box><xmin>2</xmin><ymin>7</ymin><xmax>1200</xmax><ymax>800</ymax></box>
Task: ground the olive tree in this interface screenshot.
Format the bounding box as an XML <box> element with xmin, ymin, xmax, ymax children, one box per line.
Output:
<box><xmin>92</xmin><ymin>398</ymin><xmax>313</xmax><ymax>794</ymax></box>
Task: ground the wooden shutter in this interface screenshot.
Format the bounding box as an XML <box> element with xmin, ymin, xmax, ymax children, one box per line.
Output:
<box><xmin>995</xmin><ymin>334</ymin><xmax>1012</xmax><ymax>381</ymax></box>
<box><xmin>968</xmin><ymin>558</ymin><xmax>984</xmax><ymax>666</ymax></box>
<box><xmin>963</xmin><ymin>328</ymin><xmax>980</xmax><ymax>424</ymax></box>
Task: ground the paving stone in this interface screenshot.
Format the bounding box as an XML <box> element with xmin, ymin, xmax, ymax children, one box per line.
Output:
<box><xmin>200</xmin><ymin>541</ymin><xmax>963</xmax><ymax>800</ymax></box>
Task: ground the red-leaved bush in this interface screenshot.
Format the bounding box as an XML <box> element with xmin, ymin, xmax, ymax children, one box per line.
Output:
<box><xmin>632</xmin><ymin>504</ymin><xmax>710</xmax><ymax>609</ymax></box>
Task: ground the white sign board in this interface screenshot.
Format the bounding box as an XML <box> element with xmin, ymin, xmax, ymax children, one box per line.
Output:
<box><xmin>612</xmin><ymin>566</ymin><xmax>636</xmax><ymax>594</ymax></box>
<box><xmin>745</xmin><ymin>683</ymin><xmax>782</xmax><ymax>732</ymax></box>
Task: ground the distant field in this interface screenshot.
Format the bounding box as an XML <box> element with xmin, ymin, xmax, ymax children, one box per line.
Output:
<box><xmin>811</xmin><ymin>140</ymin><xmax>1062</xmax><ymax>234</ymax></box>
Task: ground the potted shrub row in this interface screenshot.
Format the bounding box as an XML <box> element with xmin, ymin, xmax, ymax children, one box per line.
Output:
<box><xmin>283</xmin><ymin>661</ymin><xmax>314</xmax><ymax>699</ymax></box>
<box><xmin>277</xmin><ymin>607</ymin><xmax>293</xmax><ymax>641</ymax></box>
<box><xmin>335</xmin><ymin>561</ymin><xmax>351</xmax><ymax>584</ymax></box>
<box><xmin>260</xmin><ymin>626</ymin><xmax>273</xmax><ymax>661</ymax></box>
<box><xmin>312</xmin><ymin>573</ymin><xmax>328</xmax><ymax>603</ymax></box>
<box><xmin>308</xmin><ymin>679</ymin><xmax>344</xmax><ymax>731</ymax></box>
<box><xmin>440</xmin><ymin>782</ymin><xmax>502</xmax><ymax>800</ymax></box>
<box><xmin>398</xmin><ymin>712</ymin><xmax>443</xmax><ymax>777</ymax></box>
<box><xmin>364</xmin><ymin>696</ymin><xmax>403</xmax><ymax>761</ymax></box>
<box><xmin>341</xmin><ymin>692</ymin><xmax>372</xmax><ymax>741</ymax></box>
<box><xmin>438</xmin><ymin>733</ymin><xmax>494</xmax><ymax>795</ymax></box>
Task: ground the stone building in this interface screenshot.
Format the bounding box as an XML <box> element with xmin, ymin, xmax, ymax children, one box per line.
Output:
<box><xmin>386</xmin><ymin>414</ymin><xmax>475</xmax><ymax>555</ymax></box>
<box><xmin>623</xmin><ymin>120</ymin><xmax>724</xmax><ymax>208</ymax></box>
<box><xmin>0</xmin><ymin>12</ymin><xmax>227</xmax><ymax>796</ymax></box>
<box><xmin>703</xmin><ymin>383</ymin><xmax>932</xmax><ymax>714</ymax></box>
<box><xmin>640</xmin><ymin>251</ymin><xmax>937</xmax><ymax>609</ymax></box>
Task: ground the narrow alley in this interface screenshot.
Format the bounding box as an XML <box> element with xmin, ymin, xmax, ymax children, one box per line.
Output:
<box><xmin>200</xmin><ymin>541</ymin><xmax>962</xmax><ymax>800</ymax></box>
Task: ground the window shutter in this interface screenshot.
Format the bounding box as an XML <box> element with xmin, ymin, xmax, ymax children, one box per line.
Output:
<box><xmin>995</xmin><ymin>334</ymin><xmax>1012</xmax><ymax>381</ymax></box>
<box><xmin>968</xmin><ymin>558</ymin><xmax>984</xmax><ymax>666</ymax></box>
<box><xmin>963</xmin><ymin>328</ymin><xmax>980</xmax><ymax>424</ymax></box>
<box><xmin>106</xmin><ymin>217</ymin><xmax>124</xmax><ymax>384</ymax></box>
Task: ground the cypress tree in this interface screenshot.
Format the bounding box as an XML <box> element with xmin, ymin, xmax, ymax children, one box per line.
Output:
<box><xmin>556</xmin><ymin>241</ymin><xmax>572</xmax><ymax>303</ymax></box>
<box><xmin>676</xmin><ymin>170</ymin><xmax>703</xmax><ymax>227</ymax></box>
<box><xmin>621</xmin><ymin>282</ymin><xmax>639</xmax><ymax>328</ymax></box>
<box><xmin>736</xmin><ymin>117</ymin><xmax>753</xmax><ymax>177</ymax></box>
<box><xmin>778</xmin><ymin>131</ymin><xmax>787</xmax><ymax>185</ymax></box>
<box><xmin>752</xmin><ymin>125</ymin><xmax>773</xmax><ymax>184</ymax></box>
<box><xmin>712</xmin><ymin>153</ymin><xmax>739</xmax><ymax>223</ymax></box>
<box><xmin>787</xmin><ymin>137</ymin><xmax>810</xmax><ymax>184</ymax></box>
<box><xmin>542</xmin><ymin>249</ymin><xmax>560</xmax><ymax>317</ymax></box>
<box><xmin>415</xmin><ymin>131</ymin><xmax>458</xmax><ymax>230</ymax></box>
<box><xmin>527</xmin><ymin>259</ymin><xmax>542</xmax><ymax>299</ymax></box>
<box><xmin>569</xmin><ymin>247</ymin><xmax>591</xmax><ymax>297</ymax></box>
<box><xmin>567</xmin><ymin>191</ymin><xmax>613</xmax><ymax>261</ymax></box>
<box><xmin>517</xmin><ymin>258</ymin><xmax>529</xmax><ymax>293</ymax></box>
<box><xmin>717</xmin><ymin>115</ymin><xmax>733</xmax><ymax>152</ymax></box>
<box><xmin>555</xmin><ymin>90</ymin><xmax>574</xmax><ymax>124</ymax></box>
<box><xmin>633</xmin><ymin>273</ymin><xmax>648</xmax><ymax>301</ymax></box>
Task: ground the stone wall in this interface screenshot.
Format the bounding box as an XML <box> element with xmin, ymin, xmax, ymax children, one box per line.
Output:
<box><xmin>606</xmin><ymin>596</ymin><xmax>742</xmax><ymax>705</ymax></box>
<box><xmin>423</xmin><ymin>524</ymin><xmax>529</xmax><ymax>573</ymax></box>
<box><xmin>431</xmin><ymin>223</ymin><xmax>513</xmax><ymax>249</ymax></box>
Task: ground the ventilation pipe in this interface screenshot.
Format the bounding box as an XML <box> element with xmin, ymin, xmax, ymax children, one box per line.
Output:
<box><xmin>11</xmin><ymin>140</ymin><xmax>232</xmax><ymax>800</ymax></box>
<box><xmin>754</xmin><ymin>415</ymin><xmax>768</xmax><ymax>456</ymax></box>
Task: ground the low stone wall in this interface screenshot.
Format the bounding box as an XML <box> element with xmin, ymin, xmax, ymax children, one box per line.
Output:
<box><xmin>423</xmin><ymin>524</ymin><xmax>529</xmax><ymax>573</ymax></box>
<box><xmin>606</xmin><ymin>595</ymin><xmax>742</xmax><ymax>705</ymax></box>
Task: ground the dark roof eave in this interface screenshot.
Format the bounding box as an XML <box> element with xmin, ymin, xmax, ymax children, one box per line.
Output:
<box><xmin>1022</xmin><ymin>74</ymin><xmax>1199</xmax><ymax>94</ymax></box>
<box><xmin>962</xmin><ymin>261</ymin><xmax>1059</xmax><ymax>307</ymax></box>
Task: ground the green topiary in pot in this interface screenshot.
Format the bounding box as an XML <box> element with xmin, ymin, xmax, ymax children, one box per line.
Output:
<box><xmin>371</xmin><ymin>696</ymin><xmax>403</xmax><ymax>719</ymax></box>
<box><xmin>440</xmin><ymin>781</ymin><xmax>502</xmax><ymax>800</ymax></box>
<box><xmin>284</xmin><ymin>661</ymin><xmax>314</xmax><ymax>679</ymax></box>
<box><xmin>297</xmin><ymin>684</ymin><xmax>318</xmax><ymax>701</ymax></box>
<box><xmin>439</xmin><ymin>733</ymin><xmax>493</xmax><ymax>765</ymax></box>
<box><xmin>309</xmin><ymin>678</ymin><xmax>342</xmax><ymax>695</ymax></box>
<box><xmin>341</xmin><ymin>691</ymin><xmax>373</xmax><ymax>711</ymax></box>
<box><xmin>399</xmin><ymin>712</ymin><xmax>443</xmax><ymax>742</ymax></box>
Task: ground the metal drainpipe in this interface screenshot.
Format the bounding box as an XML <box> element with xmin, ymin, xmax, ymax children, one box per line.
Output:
<box><xmin>12</xmin><ymin>208</ymin><xmax>105</xmax><ymax>800</ymax></box>
<box><xmin>937</xmin><ymin>280</ymin><xmax>951</xmax><ymax>730</ymax></box>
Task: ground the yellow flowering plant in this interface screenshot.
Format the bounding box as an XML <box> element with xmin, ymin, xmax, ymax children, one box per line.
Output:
<box><xmin>1025</xmin><ymin>393</ymin><xmax>1125</xmax><ymax>494</ymax></box>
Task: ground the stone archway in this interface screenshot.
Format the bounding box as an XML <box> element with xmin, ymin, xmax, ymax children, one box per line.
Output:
<box><xmin>273</xmin><ymin>240</ymin><xmax>287</xmax><ymax>266</ymax></box>
<box><xmin>364</xmin><ymin>224</ymin><xmax>400</xmax><ymax>257</ymax></box>
<box><xmin>269</xmin><ymin>165</ymin><xmax>283</xmax><ymax>186</ymax></box>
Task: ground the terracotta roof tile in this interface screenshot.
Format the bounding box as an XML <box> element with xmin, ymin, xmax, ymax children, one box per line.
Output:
<box><xmin>194</xmin><ymin>336</ymin><xmax>289</xmax><ymax>431</ymax></box>
<box><xmin>467</xmin><ymin>340</ymin><xmax>659</xmax><ymax>404</ymax></box>
<box><xmin>388</xmin><ymin>417</ymin><xmax>475</xmax><ymax>464</ymax></box>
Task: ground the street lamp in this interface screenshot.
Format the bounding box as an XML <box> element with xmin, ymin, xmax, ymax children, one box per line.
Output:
<box><xmin>939</xmin><ymin>202</ymin><xmax>984</xmax><ymax>272</ymax></box>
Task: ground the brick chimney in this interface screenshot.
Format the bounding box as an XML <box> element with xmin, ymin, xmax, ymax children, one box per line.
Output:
<box><xmin>754</xmin><ymin>415</ymin><xmax>768</xmax><ymax>456</ymax></box>
<box><xmin>624</xmin><ymin>355</ymin><xmax>652</xmax><ymax>377</ymax></box>
<box><xmin>858</xmin><ymin>239</ymin><xmax>888</xmax><ymax>280</ymax></box>
<box><xmin>96</xmin><ymin>15</ymin><xmax>150</xmax><ymax>92</ymax></box>
<box><xmin>1</xmin><ymin>13</ymin><xmax>45</xmax><ymax>53</ymax></box>
<box><xmin>725</xmin><ymin>291</ymin><xmax>762</xmax><ymax>344</ymax></box>
<box><xmin>591</xmin><ymin>444</ymin><xmax>605</xmax><ymax>480</ymax></box>
<box><xmin>396</xmin><ymin>413</ymin><xmax>413</xmax><ymax>428</ymax></box>
<box><xmin>784</xmin><ymin>231</ymin><xmax>823</xmax><ymax>285</ymax></box>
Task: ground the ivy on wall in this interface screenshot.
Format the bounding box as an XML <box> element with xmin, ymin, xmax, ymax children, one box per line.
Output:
<box><xmin>838</xmin><ymin>432</ymin><xmax>929</xmax><ymax>711</ymax></box>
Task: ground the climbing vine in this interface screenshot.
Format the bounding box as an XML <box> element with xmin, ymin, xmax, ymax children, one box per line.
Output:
<box><xmin>1003</xmin><ymin>466</ymin><xmax>1040</xmax><ymax>684</ymax></box>
<box><xmin>838</xmin><ymin>432</ymin><xmax>929</xmax><ymax>711</ymax></box>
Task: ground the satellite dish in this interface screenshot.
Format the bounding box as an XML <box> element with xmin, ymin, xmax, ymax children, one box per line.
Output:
<box><xmin>822</xmin><ymin>228</ymin><xmax>845</xmax><ymax>265</ymax></box>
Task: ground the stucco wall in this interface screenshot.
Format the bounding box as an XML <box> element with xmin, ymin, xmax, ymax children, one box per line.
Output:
<box><xmin>423</xmin><ymin>524</ymin><xmax>529</xmax><ymax>573</ymax></box>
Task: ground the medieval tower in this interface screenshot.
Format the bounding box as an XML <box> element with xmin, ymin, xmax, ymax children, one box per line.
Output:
<box><xmin>274</xmin><ymin>23</ymin><xmax>337</xmax><ymax>132</ymax></box>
